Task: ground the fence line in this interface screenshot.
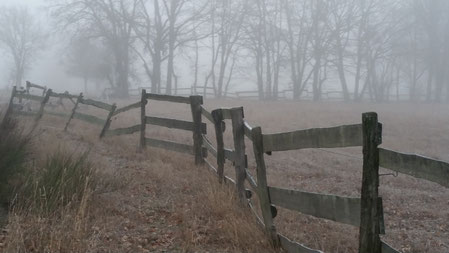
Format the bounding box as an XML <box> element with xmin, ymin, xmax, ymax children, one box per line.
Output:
<box><xmin>4</xmin><ymin>82</ymin><xmax>449</xmax><ymax>253</ymax></box>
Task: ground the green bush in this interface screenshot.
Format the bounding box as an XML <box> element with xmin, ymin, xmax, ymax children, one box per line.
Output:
<box><xmin>0</xmin><ymin>116</ymin><xmax>31</xmax><ymax>205</ymax></box>
<box><xmin>21</xmin><ymin>150</ymin><xmax>95</xmax><ymax>214</ymax></box>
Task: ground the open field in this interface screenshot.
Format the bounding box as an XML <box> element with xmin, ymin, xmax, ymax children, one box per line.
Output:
<box><xmin>1</xmin><ymin>98</ymin><xmax>448</xmax><ymax>253</ymax></box>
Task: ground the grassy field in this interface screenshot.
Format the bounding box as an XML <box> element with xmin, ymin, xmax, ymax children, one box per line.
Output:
<box><xmin>1</xmin><ymin>97</ymin><xmax>448</xmax><ymax>253</ymax></box>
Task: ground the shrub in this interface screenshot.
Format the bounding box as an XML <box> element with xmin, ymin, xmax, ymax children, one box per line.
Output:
<box><xmin>0</xmin><ymin>115</ymin><xmax>32</xmax><ymax>205</ymax></box>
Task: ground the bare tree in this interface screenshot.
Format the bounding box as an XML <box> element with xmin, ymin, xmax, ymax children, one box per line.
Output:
<box><xmin>0</xmin><ymin>6</ymin><xmax>45</xmax><ymax>88</ymax></box>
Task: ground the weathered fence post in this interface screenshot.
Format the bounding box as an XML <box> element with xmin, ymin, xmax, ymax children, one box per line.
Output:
<box><xmin>189</xmin><ymin>95</ymin><xmax>204</xmax><ymax>165</ymax></box>
<box><xmin>140</xmin><ymin>89</ymin><xmax>147</xmax><ymax>150</ymax></box>
<box><xmin>32</xmin><ymin>89</ymin><xmax>52</xmax><ymax>129</ymax></box>
<box><xmin>212</xmin><ymin>108</ymin><xmax>225</xmax><ymax>183</ymax></box>
<box><xmin>359</xmin><ymin>112</ymin><xmax>382</xmax><ymax>253</ymax></box>
<box><xmin>100</xmin><ymin>103</ymin><xmax>117</xmax><ymax>138</ymax></box>
<box><xmin>1</xmin><ymin>86</ymin><xmax>17</xmax><ymax>127</ymax></box>
<box><xmin>251</xmin><ymin>126</ymin><xmax>279</xmax><ymax>247</ymax></box>
<box><xmin>230</xmin><ymin>107</ymin><xmax>247</xmax><ymax>202</ymax></box>
<box><xmin>65</xmin><ymin>93</ymin><xmax>83</xmax><ymax>131</ymax></box>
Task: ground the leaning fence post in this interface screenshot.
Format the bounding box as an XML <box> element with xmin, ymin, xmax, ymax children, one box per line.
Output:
<box><xmin>1</xmin><ymin>86</ymin><xmax>17</xmax><ymax>127</ymax></box>
<box><xmin>140</xmin><ymin>89</ymin><xmax>147</xmax><ymax>150</ymax></box>
<box><xmin>65</xmin><ymin>93</ymin><xmax>83</xmax><ymax>131</ymax></box>
<box><xmin>230</xmin><ymin>107</ymin><xmax>247</xmax><ymax>202</ymax></box>
<box><xmin>32</xmin><ymin>89</ymin><xmax>52</xmax><ymax>130</ymax></box>
<box><xmin>212</xmin><ymin>108</ymin><xmax>225</xmax><ymax>183</ymax></box>
<box><xmin>100</xmin><ymin>103</ymin><xmax>117</xmax><ymax>138</ymax></box>
<box><xmin>189</xmin><ymin>95</ymin><xmax>204</xmax><ymax>165</ymax></box>
<box><xmin>251</xmin><ymin>126</ymin><xmax>279</xmax><ymax>247</ymax></box>
<box><xmin>359</xmin><ymin>112</ymin><xmax>382</xmax><ymax>253</ymax></box>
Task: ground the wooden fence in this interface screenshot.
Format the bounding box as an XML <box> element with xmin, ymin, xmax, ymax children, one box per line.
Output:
<box><xmin>3</xmin><ymin>82</ymin><xmax>449</xmax><ymax>253</ymax></box>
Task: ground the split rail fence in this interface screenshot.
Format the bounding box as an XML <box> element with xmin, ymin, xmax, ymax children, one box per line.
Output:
<box><xmin>3</xmin><ymin>82</ymin><xmax>449</xmax><ymax>253</ymax></box>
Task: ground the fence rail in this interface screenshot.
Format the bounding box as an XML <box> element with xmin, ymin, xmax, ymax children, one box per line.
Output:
<box><xmin>5</xmin><ymin>81</ymin><xmax>449</xmax><ymax>253</ymax></box>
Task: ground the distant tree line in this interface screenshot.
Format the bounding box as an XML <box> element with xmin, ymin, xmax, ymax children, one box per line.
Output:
<box><xmin>2</xmin><ymin>0</ymin><xmax>449</xmax><ymax>102</ymax></box>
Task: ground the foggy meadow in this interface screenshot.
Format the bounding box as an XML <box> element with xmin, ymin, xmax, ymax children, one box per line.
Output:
<box><xmin>0</xmin><ymin>0</ymin><xmax>448</xmax><ymax>253</ymax></box>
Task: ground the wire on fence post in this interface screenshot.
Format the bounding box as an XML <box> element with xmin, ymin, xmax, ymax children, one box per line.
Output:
<box><xmin>140</xmin><ymin>89</ymin><xmax>147</xmax><ymax>150</ymax></box>
<box><xmin>359</xmin><ymin>112</ymin><xmax>382</xmax><ymax>253</ymax></box>
<box><xmin>212</xmin><ymin>108</ymin><xmax>225</xmax><ymax>183</ymax></box>
<box><xmin>189</xmin><ymin>95</ymin><xmax>204</xmax><ymax>165</ymax></box>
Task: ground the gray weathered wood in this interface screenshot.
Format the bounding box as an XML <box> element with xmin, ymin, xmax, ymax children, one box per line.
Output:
<box><xmin>278</xmin><ymin>234</ymin><xmax>323</xmax><ymax>253</ymax></box>
<box><xmin>100</xmin><ymin>103</ymin><xmax>117</xmax><ymax>138</ymax></box>
<box><xmin>201</xmin><ymin>106</ymin><xmax>214</xmax><ymax>123</ymax></box>
<box><xmin>221</xmin><ymin>108</ymin><xmax>232</xmax><ymax>119</ymax></box>
<box><xmin>80</xmin><ymin>98</ymin><xmax>113</xmax><ymax>111</ymax></box>
<box><xmin>262</xmin><ymin>124</ymin><xmax>363</xmax><ymax>152</ymax></box>
<box><xmin>145</xmin><ymin>137</ymin><xmax>198</xmax><ymax>155</ymax></box>
<box><xmin>230</xmin><ymin>107</ymin><xmax>247</xmax><ymax>202</ymax></box>
<box><xmin>268</xmin><ymin>187</ymin><xmax>362</xmax><ymax>227</ymax></box>
<box><xmin>73</xmin><ymin>112</ymin><xmax>106</xmax><ymax>126</ymax></box>
<box><xmin>202</xmin><ymin>135</ymin><xmax>217</xmax><ymax>158</ymax></box>
<box><xmin>113</xmin><ymin>101</ymin><xmax>141</xmax><ymax>116</ymax></box>
<box><xmin>379</xmin><ymin>148</ymin><xmax>449</xmax><ymax>188</ymax></box>
<box><xmin>104</xmin><ymin>125</ymin><xmax>141</xmax><ymax>137</ymax></box>
<box><xmin>381</xmin><ymin>241</ymin><xmax>401</xmax><ymax>253</ymax></box>
<box><xmin>44</xmin><ymin>110</ymin><xmax>71</xmax><ymax>118</ymax></box>
<box><xmin>65</xmin><ymin>93</ymin><xmax>83</xmax><ymax>131</ymax></box>
<box><xmin>26</xmin><ymin>81</ymin><xmax>46</xmax><ymax>91</ymax></box>
<box><xmin>251</xmin><ymin>126</ymin><xmax>279</xmax><ymax>246</ymax></box>
<box><xmin>146</xmin><ymin>116</ymin><xmax>206</xmax><ymax>134</ymax></box>
<box><xmin>140</xmin><ymin>89</ymin><xmax>147</xmax><ymax>150</ymax></box>
<box><xmin>359</xmin><ymin>112</ymin><xmax>382</xmax><ymax>253</ymax></box>
<box><xmin>49</xmin><ymin>91</ymin><xmax>78</xmax><ymax>100</ymax></box>
<box><xmin>33</xmin><ymin>89</ymin><xmax>52</xmax><ymax>129</ymax></box>
<box><xmin>14</xmin><ymin>93</ymin><xmax>44</xmax><ymax>102</ymax></box>
<box><xmin>190</xmin><ymin>95</ymin><xmax>204</xmax><ymax>165</ymax></box>
<box><xmin>145</xmin><ymin>93</ymin><xmax>191</xmax><ymax>104</ymax></box>
<box><xmin>244</xmin><ymin>121</ymin><xmax>253</xmax><ymax>140</ymax></box>
<box><xmin>212</xmin><ymin>109</ymin><xmax>226</xmax><ymax>183</ymax></box>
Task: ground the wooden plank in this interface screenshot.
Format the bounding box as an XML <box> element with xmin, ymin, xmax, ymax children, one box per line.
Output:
<box><xmin>145</xmin><ymin>93</ymin><xmax>191</xmax><ymax>104</ymax></box>
<box><xmin>244</xmin><ymin>121</ymin><xmax>253</xmax><ymax>140</ymax></box>
<box><xmin>381</xmin><ymin>241</ymin><xmax>401</xmax><ymax>253</ymax></box>
<box><xmin>14</xmin><ymin>110</ymin><xmax>38</xmax><ymax>117</ymax></box>
<box><xmin>145</xmin><ymin>137</ymin><xmax>194</xmax><ymax>155</ymax></box>
<box><xmin>202</xmin><ymin>135</ymin><xmax>217</xmax><ymax>158</ymax></box>
<box><xmin>201</xmin><ymin>106</ymin><xmax>214</xmax><ymax>123</ymax></box>
<box><xmin>113</xmin><ymin>101</ymin><xmax>141</xmax><ymax>116</ymax></box>
<box><xmin>14</xmin><ymin>93</ymin><xmax>44</xmax><ymax>102</ymax></box>
<box><xmin>100</xmin><ymin>104</ymin><xmax>117</xmax><ymax>138</ymax></box>
<box><xmin>65</xmin><ymin>93</ymin><xmax>83</xmax><ymax>131</ymax></box>
<box><xmin>359</xmin><ymin>112</ymin><xmax>382</xmax><ymax>253</ymax></box>
<box><xmin>146</xmin><ymin>116</ymin><xmax>206</xmax><ymax>134</ymax></box>
<box><xmin>26</xmin><ymin>81</ymin><xmax>46</xmax><ymax>90</ymax></box>
<box><xmin>231</xmin><ymin>107</ymin><xmax>247</xmax><ymax>202</ymax></box>
<box><xmin>212</xmin><ymin>109</ymin><xmax>225</xmax><ymax>183</ymax></box>
<box><xmin>140</xmin><ymin>90</ymin><xmax>147</xmax><ymax>150</ymax></box>
<box><xmin>268</xmin><ymin>186</ymin><xmax>362</xmax><ymax>226</ymax></box>
<box><xmin>80</xmin><ymin>98</ymin><xmax>113</xmax><ymax>111</ymax></box>
<box><xmin>379</xmin><ymin>148</ymin><xmax>449</xmax><ymax>188</ymax></box>
<box><xmin>44</xmin><ymin>110</ymin><xmax>71</xmax><ymax>118</ymax></box>
<box><xmin>221</xmin><ymin>108</ymin><xmax>232</xmax><ymax>120</ymax></box>
<box><xmin>190</xmin><ymin>96</ymin><xmax>205</xmax><ymax>165</ymax></box>
<box><xmin>104</xmin><ymin>125</ymin><xmax>141</xmax><ymax>137</ymax></box>
<box><xmin>251</xmin><ymin>126</ymin><xmax>279</xmax><ymax>246</ymax></box>
<box><xmin>278</xmin><ymin>234</ymin><xmax>323</xmax><ymax>253</ymax></box>
<box><xmin>73</xmin><ymin>112</ymin><xmax>106</xmax><ymax>126</ymax></box>
<box><xmin>49</xmin><ymin>92</ymin><xmax>78</xmax><ymax>99</ymax></box>
<box><xmin>262</xmin><ymin>124</ymin><xmax>363</xmax><ymax>152</ymax></box>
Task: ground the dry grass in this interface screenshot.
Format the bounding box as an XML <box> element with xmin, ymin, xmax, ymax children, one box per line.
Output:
<box><xmin>2</xmin><ymin>98</ymin><xmax>448</xmax><ymax>253</ymax></box>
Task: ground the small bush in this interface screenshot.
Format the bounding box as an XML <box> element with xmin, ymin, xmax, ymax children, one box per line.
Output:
<box><xmin>0</xmin><ymin>115</ymin><xmax>32</xmax><ymax>205</ymax></box>
<box><xmin>18</xmin><ymin>150</ymin><xmax>95</xmax><ymax>214</ymax></box>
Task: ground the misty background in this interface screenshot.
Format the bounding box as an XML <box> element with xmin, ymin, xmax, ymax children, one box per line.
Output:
<box><xmin>1</xmin><ymin>0</ymin><xmax>449</xmax><ymax>102</ymax></box>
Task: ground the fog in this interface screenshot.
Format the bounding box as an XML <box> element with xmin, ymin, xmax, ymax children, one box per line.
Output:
<box><xmin>1</xmin><ymin>0</ymin><xmax>449</xmax><ymax>102</ymax></box>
